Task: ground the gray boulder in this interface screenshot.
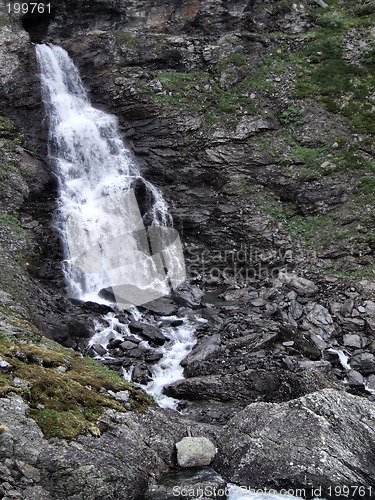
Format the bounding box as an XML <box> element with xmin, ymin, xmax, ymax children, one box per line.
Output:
<box><xmin>343</xmin><ymin>334</ymin><xmax>362</xmax><ymax>348</ymax></box>
<box><xmin>172</xmin><ymin>283</ymin><xmax>204</xmax><ymax>309</ymax></box>
<box><xmin>288</xmin><ymin>275</ymin><xmax>319</xmax><ymax>297</ymax></box>
<box><xmin>350</xmin><ymin>352</ymin><xmax>375</xmax><ymax>376</ymax></box>
<box><xmin>176</xmin><ymin>437</ymin><xmax>217</xmax><ymax>468</ymax></box>
<box><xmin>216</xmin><ymin>389</ymin><xmax>375</xmax><ymax>494</ymax></box>
<box><xmin>346</xmin><ymin>370</ymin><xmax>364</xmax><ymax>387</ymax></box>
<box><xmin>142</xmin><ymin>297</ymin><xmax>178</xmax><ymax>316</ymax></box>
<box><xmin>306</xmin><ymin>304</ymin><xmax>335</xmax><ymax>339</ymax></box>
<box><xmin>182</xmin><ymin>334</ymin><xmax>221</xmax><ymax>377</ymax></box>
<box><xmin>0</xmin><ymin>356</ymin><xmax>14</xmax><ymax>373</ymax></box>
<box><xmin>128</xmin><ymin>321</ymin><xmax>166</xmax><ymax>345</ymax></box>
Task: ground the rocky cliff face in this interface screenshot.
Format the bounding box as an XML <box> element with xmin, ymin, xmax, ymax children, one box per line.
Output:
<box><xmin>32</xmin><ymin>0</ymin><xmax>375</xmax><ymax>281</ymax></box>
<box><xmin>1</xmin><ymin>0</ymin><xmax>375</xmax><ymax>498</ymax></box>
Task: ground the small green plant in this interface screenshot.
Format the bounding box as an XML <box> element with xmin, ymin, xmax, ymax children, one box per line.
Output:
<box><xmin>0</xmin><ymin>116</ymin><xmax>12</xmax><ymax>137</ymax></box>
<box><xmin>315</xmin><ymin>11</ymin><xmax>345</xmax><ymax>29</ymax></box>
<box><xmin>298</xmin><ymin>168</ymin><xmax>319</xmax><ymax>181</ymax></box>
<box><xmin>227</xmin><ymin>53</ymin><xmax>247</xmax><ymax>65</ymax></box>
<box><xmin>356</xmin><ymin>176</ymin><xmax>375</xmax><ymax>194</ymax></box>
<box><xmin>0</xmin><ymin>331</ymin><xmax>13</xmax><ymax>342</ymax></box>
<box><xmin>0</xmin><ymin>212</ymin><xmax>24</xmax><ymax>235</ymax></box>
<box><xmin>9</xmin><ymin>133</ymin><xmax>26</xmax><ymax>150</ymax></box>
<box><xmin>355</xmin><ymin>1</ymin><xmax>375</xmax><ymax>16</ymax></box>
<box><xmin>114</xmin><ymin>32</ymin><xmax>138</xmax><ymax>47</ymax></box>
<box><xmin>278</xmin><ymin>105</ymin><xmax>303</xmax><ymax>125</ymax></box>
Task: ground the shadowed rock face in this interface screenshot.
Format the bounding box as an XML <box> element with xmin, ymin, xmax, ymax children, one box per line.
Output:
<box><xmin>36</xmin><ymin>0</ymin><xmax>257</xmax><ymax>39</ymax></box>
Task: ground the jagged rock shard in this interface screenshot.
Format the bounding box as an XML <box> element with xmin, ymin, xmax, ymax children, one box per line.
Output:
<box><xmin>176</xmin><ymin>437</ymin><xmax>216</xmax><ymax>468</ymax></box>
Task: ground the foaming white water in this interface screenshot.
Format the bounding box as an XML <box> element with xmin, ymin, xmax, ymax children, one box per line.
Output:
<box><xmin>36</xmin><ymin>43</ymin><xmax>172</xmax><ymax>302</ymax></box>
<box><xmin>89</xmin><ymin>312</ymin><xmax>131</xmax><ymax>351</ymax></box>
<box><xmin>326</xmin><ymin>348</ymin><xmax>351</xmax><ymax>370</ymax></box>
<box><xmin>142</xmin><ymin>316</ymin><xmax>200</xmax><ymax>409</ymax></box>
<box><xmin>89</xmin><ymin>312</ymin><xmax>199</xmax><ymax>410</ymax></box>
<box><xmin>226</xmin><ymin>485</ymin><xmax>325</xmax><ymax>500</ymax></box>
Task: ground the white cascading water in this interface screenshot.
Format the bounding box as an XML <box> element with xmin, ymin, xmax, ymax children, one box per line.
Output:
<box><xmin>89</xmin><ymin>312</ymin><xmax>200</xmax><ymax>409</ymax></box>
<box><xmin>36</xmin><ymin>43</ymin><xmax>195</xmax><ymax>409</ymax></box>
<box><xmin>36</xmin><ymin>43</ymin><xmax>176</xmax><ymax>304</ymax></box>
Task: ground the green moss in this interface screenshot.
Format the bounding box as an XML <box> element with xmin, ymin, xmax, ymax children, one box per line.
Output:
<box><xmin>0</xmin><ymin>116</ymin><xmax>12</xmax><ymax>136</ymax></box>
<box><xmin>356</xmin><ymin>176</ymin><xmax>375</xmax><ymax>194</ymax></box>
<box><xmin>114</xmin><ymin>32</ymin><xmax>138</xmax><ymax>47</ymax></box>
<box><xmin>0</xmin><ymin>336</ymin><xmax>154</xmax><ymax>439</ymax></box>
<box><xmin>29</xmin><ymin>408</ymin><xmax>96</xmax><ymax>440</ymax></box>
<box><xmin>0</xmin><ymin>212</ymin><xmax>25</xmax><ymax>236</ymax></box>
<box><xmin>82</xmin><ymin>357</ymin><xmax>132</xmax><ymax>388</ymax></box>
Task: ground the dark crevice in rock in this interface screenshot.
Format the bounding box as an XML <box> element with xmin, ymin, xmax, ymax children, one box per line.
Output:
<box><xmin>21</xmin><ymin>10</ymin><xmax>55</xmax><ymax>43</ymax></box>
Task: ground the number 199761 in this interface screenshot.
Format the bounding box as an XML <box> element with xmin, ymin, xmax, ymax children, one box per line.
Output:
<box><xmin>7</xmin><ymin>3</ymin><xmax>51</xmax><ymax>14</ymax></box>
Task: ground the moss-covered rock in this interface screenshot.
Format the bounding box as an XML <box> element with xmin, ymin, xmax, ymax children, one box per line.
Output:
<box><xmin>0</xmin><ymin>323</ymin><xmax>153</xmax><ymax>439</ymax></box>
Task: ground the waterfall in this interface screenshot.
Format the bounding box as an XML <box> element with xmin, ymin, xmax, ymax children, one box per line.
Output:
<box><xmin>36</xmin><ymin>43</ymin><xmax>195</xmax><ymax>409</ymax></box>
<box><xmin>36</xmin><ymin>44</ymin><xmax>185</xmax><ymax>306</ymax></box>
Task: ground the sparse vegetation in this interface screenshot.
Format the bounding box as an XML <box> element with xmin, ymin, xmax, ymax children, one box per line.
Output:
<box><xmin>0</xmin><ymin>334</ymin><xmax>154</xmax><ymax>439</ymax></box>
<box><xmin>114</xmin><ymin>31</ymin><xmax>138</xmax><ymax>47</ymax></box>
<box><xmin>0</xmin><ymin>14</ymin><xmax>9</xmax><ymax>28</ymax></box>
<box><xmin>355</xmin><ymin>1</ymin><xmax>375</xmax><ymax>17</ymax></box>
<box><xmin>278</xmin><ymin>105</ymin><xmax>303</xmax><ymax>126</ymax></box>
<box><xmin>0</xmin><ymin>212</ymin><xmax>25</xmax><ymax>235</ymax></box>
